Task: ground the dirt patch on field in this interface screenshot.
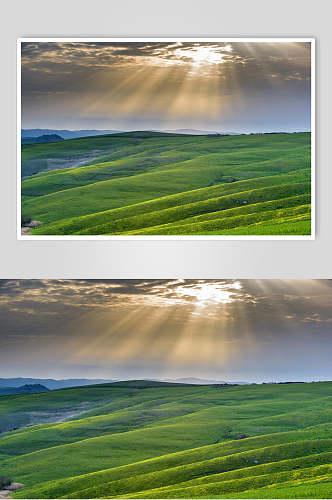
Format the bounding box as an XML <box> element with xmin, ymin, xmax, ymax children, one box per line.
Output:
<box><xmin>44</xmin><ymin>152</ymin><xmax>101</xmax><ymax>171</ymax></box>
<box><xmin>0</xmin><ymin>483</ymin><xmax>24</xmax><ymax>499</ymax></box>
<box><xmin>25</xmin><ymin>401</ymin><xmax>99</xmax><ymax>427</ymax></box>
<box><xmin>21</xmin><ymin>221</ymin><xmax>42</xmax><ymax>235</ymax></box>
<box><xmin>43</xmin><ymin>148</ymin><xmax>119</xmax><ymax>172</ymax></box>
<box><xmin>22</xmin><ymin>147</ymin><xmax>119</xmax><ymax>177</ymax></box>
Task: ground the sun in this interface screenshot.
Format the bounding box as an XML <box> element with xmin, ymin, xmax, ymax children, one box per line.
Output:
<box><xmin>180</xmin><ymin>47</ymin><xmax>220</xmax><ymax>67</ymax></box>
<box><xmin>161</xmin><ymin>44</ymin><xmax>233</xmax><ymax>70</ymax></box>
<box><xmin>173</xmin><ymin>281</ymin><xmax>242</xmax><ymax>307</ymax></box>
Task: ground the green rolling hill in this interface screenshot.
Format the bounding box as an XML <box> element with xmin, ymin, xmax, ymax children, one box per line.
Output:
<box><xmin>21</xmin><ymin>132</ymin><xmax>311</xmax><ymax>236</ymax></box>
<box><xmin>0</xmin><ymin>380</ymin><xmax>331</xmax><ymax>498</ymax></box>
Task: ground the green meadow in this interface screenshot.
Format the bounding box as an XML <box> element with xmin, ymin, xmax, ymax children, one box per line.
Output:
<box><xmin>0</xmin><ymin>380</ymin><xmax>331</xmax><ymax>498</ymax></box>
<box><xmin>21</xmin><ymin>131</ymin><xmax>311</xmax><ymax>236</ymax></box>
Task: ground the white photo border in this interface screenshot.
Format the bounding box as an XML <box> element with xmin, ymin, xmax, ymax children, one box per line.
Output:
<box><xmin>17</xmin><ymin>37</ymin><xmax>315</xmax><ymax>241</ymax></box>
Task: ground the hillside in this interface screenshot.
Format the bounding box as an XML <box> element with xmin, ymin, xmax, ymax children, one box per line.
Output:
<box><xmin>21</xmin><ymin>129</ymin><xmax>123</xmax><ymax>139</ymax></box>
<box><xmin>0</xmin><ymin>378</ymin><xmax>114</xmax><ymax>390</ymax></box>
<box><xmin>21</xmin><ymin>134</ymin><xmax>64</xmax><ymax>144</ymax></box>
<box><xmin>21</xmin><ymin>132</ymin><xmax>311</xmax><ymax>236</ymax></box>
<box><xmin>0</xmin><ymin>384</ymin><xmax>49</xmax><ymax>395</ymax></box>
<box><xmin>0</xmin><ymin>380</ymin><xmax>331</xmax><ymax>498</ymax></box>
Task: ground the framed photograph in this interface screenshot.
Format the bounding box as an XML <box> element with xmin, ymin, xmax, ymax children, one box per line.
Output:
<box><xmin>1</xmin><ymin>279</ymin><xmax>331</xmax><ymax>499</ymax></box>
<box><xmin>18</xmin><ymin>38</ymin><xmax>315</xmax><ymax>239</ymax></box>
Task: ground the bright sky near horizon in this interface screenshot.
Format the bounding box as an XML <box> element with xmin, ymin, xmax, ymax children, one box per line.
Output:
<box><xmin>0</xmin><ymin>280</ymin><xmax>331</xmax><ymax>382</ymax></box>
<box><xmin>21</xmin><ymin>41</ymin><xmax>311</xmax><ymax>133</ymax></box>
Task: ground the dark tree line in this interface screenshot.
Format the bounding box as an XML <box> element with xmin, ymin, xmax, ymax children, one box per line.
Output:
<box><xmin>0</xmin><ymin>477</ymin><xmax>12</xmax><ymax>488</ymax></box>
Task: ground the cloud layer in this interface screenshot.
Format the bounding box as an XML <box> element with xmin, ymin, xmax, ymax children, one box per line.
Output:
<box><xmin>21</xmin><ymin>41</ymin><xmax>311</xmax><ymax>132</ymax></box>
<box><xmin>0</xmin><ymin>279</ymin><xmax>331</xmax><ymax>382</ymax></box>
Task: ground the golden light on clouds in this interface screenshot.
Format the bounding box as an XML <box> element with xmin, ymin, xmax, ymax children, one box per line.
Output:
<box><xmin>162</xmin><ymin>44</ymin><xmax>233</xmax><ymax>70</ymax></box>
<box><xmin>64</xmin><ymin>280</ymin><xmax>251</xmax><ymax>369</ymax></box>
<box><xmin>171</xmin><ymin>280</ymin><xmax>242</xmax><ymax>307</ymax></box>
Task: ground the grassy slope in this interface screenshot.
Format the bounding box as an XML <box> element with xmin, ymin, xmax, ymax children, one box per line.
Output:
<box><xmin>32</xmin><ymin>174</ymin><xmax>310</xmax><ymax>235</ymax></box>
<box><xmin>0</xmin><ymin>381</ymin><xmax>331</xmax><ymax>498</ymax></box>
<box><xmin>21</xmin><ymin>132</ymin><xmax>311</xmax><ymax>235</ymax></box>
<box><xmin>218</xmin><ymin>479</ymin><xmax>332</xmax><ymax>499</ymax></box>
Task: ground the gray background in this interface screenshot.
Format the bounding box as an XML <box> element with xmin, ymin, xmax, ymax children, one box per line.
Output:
<box><xmin>0</xmin><ymin>0</ymin><xmax>330</xmax><ymax>278</ymax></box>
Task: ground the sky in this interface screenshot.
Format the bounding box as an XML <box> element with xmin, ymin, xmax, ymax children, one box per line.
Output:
<box><xmin>21</xmin><ymin>41</ymin><xmax>312</xmax><ymax>133</ymax></box>
<box><xmin>0</xmin><ymin>279</ymin><xmax>331</xmax><ymax>383</ymax></box>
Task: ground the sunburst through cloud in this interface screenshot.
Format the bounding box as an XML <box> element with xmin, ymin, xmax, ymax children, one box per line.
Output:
<box><xmin>0</xmin><ymin>279</ymin><xmax>331</xmax><ymax>382</ymax></box>
<box><xmin>21</xmin><ymin>40</ymin><xmax>311</xmax><ymax>131</ymax></box>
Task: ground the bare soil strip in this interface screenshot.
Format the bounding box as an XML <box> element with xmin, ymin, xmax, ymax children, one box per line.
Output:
<box><xmin>0</xmin><ymin>483</ymin><xmax>24</xmax><ymax>499</ymax></box>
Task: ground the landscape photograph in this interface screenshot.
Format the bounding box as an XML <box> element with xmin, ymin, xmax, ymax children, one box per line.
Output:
<box><xmin>0</xmin><ymin>278</ymin><xmax>332</xmax><ymax>498</ymax></box>
<box><xmin>19</xmin><ymin>39</ymin><xmax>313</xmax><ymax>237</ymax></box>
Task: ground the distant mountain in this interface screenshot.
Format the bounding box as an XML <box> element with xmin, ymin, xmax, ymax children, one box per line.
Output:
<box><xmin>162</xmin><ymin>129</ymin><xmax>241</xmax><ymax>136</ymax></box>
<box><xmin>21</xmin><ymin>128</ymin><xmax>243</xmax><ymax>139</ymax></box>
<box><xmin>162</xmin><ymin>377</ymin><xmax>248</xmax><ymax>385</ymax></box>
<box><xmin>21</xmin><ymin>129</ymin><xmax>123</xmax><ymax>140</ymax></box>
<box><xmin>163</xmin><ymin>129</ymin><xmax>221</xmax><ymax>135</ymax></box>
<box><xmin>0</xmin><ymin>378</ymin><xmax>115</xmax><ymax>390</ymax></box>
<box><xmin>22</xmin><ymin>134</ymin><xmax>64</xmax><ymax>144</ymax></box>
<box><xmin>0</xmin><ymin>384</ymin><xmax>49</xmax><ymax>395</ymax></box>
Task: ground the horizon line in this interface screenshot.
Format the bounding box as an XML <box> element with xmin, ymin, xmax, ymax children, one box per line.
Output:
<box><xmin>21</xmin><ymin>128</ymin><xmax>312</xmax><ymax>134</ymax></box>
<box><xmin>2</xmin><ymin>376</ymin><xmax>330</xmax><ymax>384</ymax></box>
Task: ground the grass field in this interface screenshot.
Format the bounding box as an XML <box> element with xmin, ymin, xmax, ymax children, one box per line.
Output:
<box><xmin>21</xmin><ymin>131</ymin><xmax>312</xmax><ymax>236</ymax></box>
<box><xmin>0</xmin><ymin>380</ymin><xmax>331</xmax><ymax>498</ymax></box>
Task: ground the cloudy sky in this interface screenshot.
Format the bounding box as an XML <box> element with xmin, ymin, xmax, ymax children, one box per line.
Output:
<box><xmin>21</xmin><ymin>41</ymin><xmax>311</xmax><ymax>133</ymax></box>
<box><xmin>0</xmin><ymin>279</ymin><xmax>331</xmax><ymax>382</ymax></box>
